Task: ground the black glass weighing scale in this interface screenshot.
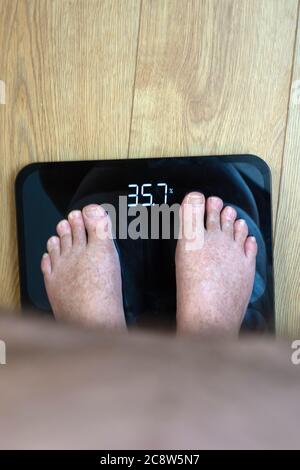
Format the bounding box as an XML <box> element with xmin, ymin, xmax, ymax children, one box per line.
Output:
<box><xmin>15</xmin><ymin>155</ymin><xmax>275</xmax><ymax>333</ymax></box>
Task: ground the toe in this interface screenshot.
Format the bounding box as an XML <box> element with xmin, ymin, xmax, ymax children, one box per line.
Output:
<box><xmin>82</xmin><ymin>204</ymin><xmax>111</xmax><ymax>244</ymax></box>
<box><xmin>68</xmin><ymin>210</ymin><xmax>86</xmax><ymax>247</ymax></box>
<box><xmin>56</xmin><ymin>219</ymin><xmax>72</xmax><ymax>254</ymax></box>
<box><xmin>179</xmin><ymin>192</ymin><xmax>205</xmax><ymax>251</ymax></box>
<box><xmin>244</xmin><ymin>236</ymin><xmax>258</xmax><ymax>259</ymax></box>
<box><xmin>206</xmin><ymin>196</ymin><xmax>223</xmax><ymax>231</ymax></box>
<box><xmin>221</xmin><ymin>205</ymin><xmax>237</xmax><ymax>237</ymax></box>
<box><xmin>47</xmin><ymin>236</ymin><xmax>61</xmax><ymax>266</ymax></box>
<box><xmin>41</xmin><ymin>253</ymin><xmax>52</xmax><ymax>277</ymax></box>
<box><xmin>234</xmin><ymin>219</ymin><xmax>248</xmax><ymax>244</ymax></box>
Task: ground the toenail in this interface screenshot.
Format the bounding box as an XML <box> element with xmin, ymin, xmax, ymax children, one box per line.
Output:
<box><xmin>249</xmin><ymin>236</ymin><xmax>256</xmax><ymax>243</ymax></box>
<box><xmin>49</xmin><ymin>236</ymin><xmax>59</xmax><ymax>245</ymax></box>
<box><xmin>58</xmin><ymin>220</ymin><xmax>69</xmax><ymax>230</ymax></box>
<box><xmin>69</xmin><ymin>210</ymin><xmax>81</xmax><ymax>219</ymax></box>
<box><xmin>237</xmin><ymin>219</ymin><xmax>246</xmax><ymax>226</ymax></box>
<box><xmin>209</xmin><ymin>197</ymin><xmax>222</xmax><ymax>208</ymax></box>
<box><xmin>224</xmin><ymin>207</ymin><xmax>236</xmax><ymax>219</ymax></box>
<box><xmin>187</xmin><ymin>193</ymin><xmax>204</xmax><ymax>206</ymax></box>
<box><xmin>84</xmin><ymin>205</ymin><xmax>106</xmax><ymax>218</ymax></box>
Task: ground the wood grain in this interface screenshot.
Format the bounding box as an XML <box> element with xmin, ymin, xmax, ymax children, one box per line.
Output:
<box><xmin>275</xmin><ymin>5</ymin><xmax>300</xmax><ymax>336</ymax></box>
<box><xmin>0</xmin><ymin>0</ymin><xmax>141</xmax><ymax>308</ymax></box>
<box><xmin>129</xmin><ymin>0</ymin><xmax>297</xmax><ymax>217</ymax></box>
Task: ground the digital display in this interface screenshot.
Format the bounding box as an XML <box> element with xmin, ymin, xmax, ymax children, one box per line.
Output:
<box><xmin>127</xmin><ymin>183</ymin><xmax>173</xmax><ymax>206</ymax></box>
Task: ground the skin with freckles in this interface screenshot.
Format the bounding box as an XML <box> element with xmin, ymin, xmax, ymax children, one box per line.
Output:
<box><xmin>41</xmin><ymin>195</ymin><xmax>257</xmax><ymax>336</ymax></box>
<box><xmin>41</xmin><ymin>205</ymin><xmax>126</xmax><ymax>330</ymax></box>
<box><xmin>176</xmin><ymin>192</ymin><xmax>257</xmax><ymax>336</ymax></box>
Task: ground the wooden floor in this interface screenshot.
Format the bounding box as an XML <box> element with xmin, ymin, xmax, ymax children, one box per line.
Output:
<box><xmin>0</xmin><ymin>0</ymin><xmax>299</xmax><ymax>335</ymax></box>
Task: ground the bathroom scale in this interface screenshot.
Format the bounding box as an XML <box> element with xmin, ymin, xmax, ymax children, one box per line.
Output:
<box><xmin>15</xmin><ymin>155</ymin><xmax>275</xmax><ymax>333</ymax></box>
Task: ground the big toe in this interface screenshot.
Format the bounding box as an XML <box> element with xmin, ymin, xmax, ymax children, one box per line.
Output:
<box><xmin>178</xmin><ymin>192</ymin><xmax>205</xmax><ymax>252</ymax></box>
<box><xmin>82</xmin><ymin>204</ymin><xmax>112</xmax><ymax>244</ymax></box>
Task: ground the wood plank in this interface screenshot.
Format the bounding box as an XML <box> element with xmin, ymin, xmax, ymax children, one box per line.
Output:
<box><xmin>0</xmin><ymin>0</ymin><xmax>141</xmax><ymax>309</ymax></box>
<box><xmin>275</xmin><ymin>6</ymin><xmax>300</xmax><ymax>336</ymax></box>
<box><xmin>129</xmin><ymin>0</ymin><xmax>297</xmax><ymax>218</ymax></box>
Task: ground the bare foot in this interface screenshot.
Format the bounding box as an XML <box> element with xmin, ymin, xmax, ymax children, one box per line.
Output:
<box><xmin>176</xmin><ymin>192</ymin><xmax>257</xmax><ymax>336</ymax></box>
<box><xmin>41</xmin><ymin>205</ymin><xmax>126</xmax><ymax>330</ymax></box>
